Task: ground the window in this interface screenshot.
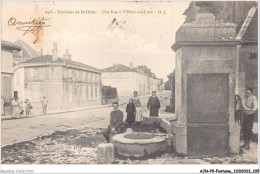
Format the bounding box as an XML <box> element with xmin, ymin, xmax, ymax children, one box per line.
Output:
<box><xmin>30</xmin><ymin>68</ymin><xmax>34</xmax><ymax>77</ymax></box>
<box><xmin>249</xmin><ymin>53</ymin><xmax>258</xmax><ymax>64</ymax></box>
<box><xmin>97</xmin><ymin>86</ymin><xmax>100</xmax><ymax>99</ymax></box>
<box><xmin>86</xmin><ymin>72</ymin><xmax>89</xmax><ymax>81</ymax></box>
<box><xmin>73</xmin><ymin>84</ymin><xmax>77</xmax><ymax>95</ymax></box>
<box><xmin>86</xmin><ymin>86</ymin><xmax>88</xmax><ymax>100</ymax></box>
<box><xmin>250</xmin><ymin>53</ymin><xmax>257</xmax><ymax>59</ymax></box>
<box><xmin>88</xmin><ymin>86</ymin><xmax>91</xmax><ymax>100</ymax></box>
<box><xmin>34</xmin><ymin>68</ymin><xmax>38</xmax><ymax>77</ymax></box>
<box><xmin>69</xmin><ymin>84</ymin><xmax>73</xmax><ymax>102</ymax></box>
<box><xmin>89</xmin><ymin>73</ymin><xmax>91</xmax><ymax>82</ymax></box>
<box><xmin>83</xmin><ymin>71</ymin><xmax>86</xmax><ymax>80</ymax></box>
<box><xmin>92</xmin><ymin>86</ymin><xmax>95</xmax><ymax>100</ymax></box>
<box><xmin>77</xmin><ymin>70</ymin><xmax>79</xmax><ymax>78</ymax></box>
<box><xmin>45</xmin><ymin>68</ymin><xmax>49</xmax><ymax>79</ymax></box>
<box><xmin>95</xmin><ymin>86</ymin><xmax>98</xmax><ymax>99</ymax></box>
<box><xmin>69</xmin><ymin>69</ymin><xmax>72</xmax><ymax>77</ymax></box>
<box><xmin>79</xmin><ymin>70</ymin><xmax>83</xmax><ymax>79</ymax></box>
<box><xmin>97</xmin><ymin>74</ymin><xmax>100</xmax><ymax>83</ymax></box>
<box><xmin>82</xmin><ymin>86</ymin><xmax>86</xmax><ymax>101</ymax></box>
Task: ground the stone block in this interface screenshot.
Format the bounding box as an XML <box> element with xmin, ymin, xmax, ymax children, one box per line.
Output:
<box><xmin>142</xmin><ymin>117</ymin><xmax>162</xmax><ymax>125</ymax></box>
<box><xmin>126</xmin><ymin>128</ymin><xmax>133</xmax><ymax>134</ymax></box>
<box><xmin>229</xmin><ymin>123</ymin><xmax>240</xmax><ymax>154</ymax></box>
<box><xmin>97</xmin><ymin>143</ymin><xmax>114</xmax><ymax>164</ymax></box>
<box><xmin>175</xmin><ymin>135</ymin><xmax>187</xmax><ymax>155</ymax></box>
<box><xmin>160</xmin><ymin>119</ymin><xmax>172</xmax><ymax>133</ymax></box>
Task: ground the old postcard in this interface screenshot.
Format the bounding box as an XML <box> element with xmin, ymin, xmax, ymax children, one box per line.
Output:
<box><xmin>1</xmin><ymin>1</ymin><xmax>259</xmax><ymax>173</ymax></box>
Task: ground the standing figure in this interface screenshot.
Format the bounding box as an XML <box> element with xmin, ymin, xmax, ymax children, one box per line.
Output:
<box><xmin>132</xmin><ymin>91</ymin><xmax>141</xmax><ymax>106</ymax></box>
<box><xmin>41</xmin><ymin>96</ymin><xmax>48</xmax><ymax>115</ymax></box>
<box><xmin>147</xmin><ymin>91</ymin><xmax>160</xmax><ymax>117</ymax></box>
<box><xmin>12</xmin><ymin>97</ymin><xmax>20</xmax><ymax>119</ymax></box>
<box><xmin>1</xmin><ymin>96</ymin><xmax>5</xmax><ymax>116</ymax></box>
<box><xmin>25</xmin><ymin>99</ymin><xmax>31</xmax><ymax>116</ymax></box>
<box><xmin>126</xmin><ymin>99</ymin><xmax>136</xmax><ymax>126</ymax></box>
<box><xmin>241</xmin><ymin>87</ymin><xmax>258</xmax><ymax>150</ymax></box>
<box><xmin>135</xmin><ymin>103</ymin><xmax>143</xmax><ymax>123</ymax></box>
<box><xmin>103</xmin><ymin>101</ymin><xmax>124</xmax><ymax>142</ymax></box>
<box><xmin>132</xmin><ymin>91</ymin><xmax>142</xmax><ymax>124</ymax></box>
<box><xmin>11</xmin><ymin>97</ymin><xmax>17</xmax><ymax>118</ymax></box>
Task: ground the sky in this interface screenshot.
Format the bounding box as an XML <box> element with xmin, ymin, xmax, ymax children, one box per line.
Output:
<box><xmin>2</xmin><ymin>1</ymin><xmax>190</xmax><ymax>81</ymax></box>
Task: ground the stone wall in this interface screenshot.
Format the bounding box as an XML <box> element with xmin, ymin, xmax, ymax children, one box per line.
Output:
<box><xmin>238</xmin><ymin>45</ymin><xmax>258</xmax><ymax>98</ymax></box>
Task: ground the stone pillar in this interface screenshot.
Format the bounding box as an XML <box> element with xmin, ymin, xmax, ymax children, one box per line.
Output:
<box><xmin>171</xmin><ymin>2</ymin><xmax>240</xmax><ymax>156</ymax></box>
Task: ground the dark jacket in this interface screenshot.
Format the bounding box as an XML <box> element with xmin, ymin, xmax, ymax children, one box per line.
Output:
<box><xmin>110</xmin><ymin>109</ymin><xmax>123</xmax><ymax>130</ymax></box>
<box><xmin>147</xmin><ymin>96</ymin><xmax>160</xmax><ymax>109</ymax></box>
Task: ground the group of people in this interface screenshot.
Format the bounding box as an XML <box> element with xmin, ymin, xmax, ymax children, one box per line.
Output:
<box><xmin>10</xmin><ymin>96</ymin><xmax>48</xmax><ymax>119</ymax></box>
<box><xmin>103</xmin><ymin>91</ymin><xmax>161</xmax><ymax>142</ymax></box>
<box><xmin>11</xmin><ymin>98</ymin><xmax>32</xmax><ymax>119</ymax></box>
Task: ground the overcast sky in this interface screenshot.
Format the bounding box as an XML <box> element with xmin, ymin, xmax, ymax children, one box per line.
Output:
<box><xmin>2</xmin><ymin>1</ymin><xmax>190</xmax><ymax>81</ymax></box>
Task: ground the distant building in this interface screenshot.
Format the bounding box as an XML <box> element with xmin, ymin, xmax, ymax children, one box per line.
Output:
<box><xmin>16</xmin><ymin>43</ymin><xmax>102</xmax><ymax>112</ymax></box>
<box><xmin>1</xmin><ymin>40</ymin><xmax>22</xmax><ymax>115</ymax></box>
<box><xmin>102</xmin><ymin>63</ymin><xmax>161</xmax><ymax>96</ymax></box>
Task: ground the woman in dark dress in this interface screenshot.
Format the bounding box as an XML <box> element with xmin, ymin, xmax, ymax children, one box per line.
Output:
<box><xmin>126</xmin><ymin>99</ymin><xmax>136</xmax><ymax>126</ymax></box>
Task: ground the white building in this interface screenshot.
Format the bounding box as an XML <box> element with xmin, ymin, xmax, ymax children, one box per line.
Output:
<box><xmin>102</xmin><ymin>64</ymin><xmax>161</xmax><ymax>97</ymax></box>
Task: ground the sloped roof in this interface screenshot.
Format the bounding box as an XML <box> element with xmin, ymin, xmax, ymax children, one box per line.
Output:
<box><xmin>103</xmin><ymin>64</ymin><xmax>137</xmax><ymax>72</ymax></box>
<box><xmin>103</xmin><ymin>64</ymin><xmax>160</xmax><ymax>79</ymax></box>
<box><xmin>1</xmin><ymin>39</ymin><xmax>22</xmax><ymax>50</ymax></box>
<box><xmin>236</xmin><ymin>6</ymin><xmax>257</xmax><ymax>43</ymax></box>
<box><xmin>14</xmin><ymin>39</ymin><xmax>40</xmax><ymax>58</ymax></box>
<box><xmin>20</xmin><ymin>55</ymin><xmax>102</xmax><ymax>73</ymax></box>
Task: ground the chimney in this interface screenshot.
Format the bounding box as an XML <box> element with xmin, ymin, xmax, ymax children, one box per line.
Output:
<box><xmin>52</xmin><ymin>42</ymin><xmax>58</xmax><ymax>61</ymax></box>
<box><xmin>63</xmin><ymin>49</ymin><xmax>71</xmax><ymax>60</ymax></box>
<box><xmin>130</xmin><ymin>62</ymin><xmax>133</xmax><ymax>68</ymax></box>
<box><xmin>40</xmin><ymin>49</ymin><xmax>43</xmax><ymax>56</ymax></box>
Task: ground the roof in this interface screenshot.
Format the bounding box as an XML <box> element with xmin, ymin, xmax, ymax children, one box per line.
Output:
<box><xmin>236</xmin><ymin>6</ymin><xmax>257</xmax><ymax>43</ymax></box>
<box><xmin>20</xmin><ymin>55</ymin><xmax>102</xmax><ymax>73</ymax></box>
<box><xmin>1</xmin><ymin>40</ymin><xmax>22</xmax><ymax>50</ymax></box>
<box><xmin>14</xmin><ymin>39</ymin><xmax>40</xmax><ymax>58</ymax></box>
<box><xmin>103</xmin><ymin>64</ymin><xmax>138</xmax><ymax>72</ymax></box>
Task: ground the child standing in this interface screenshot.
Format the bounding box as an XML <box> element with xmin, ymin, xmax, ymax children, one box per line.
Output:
<box><xmin>25</xmin><ymin>99</ymin><xmax>31</xmax><ymax>116</ymax></box>
<box><xmin>126</xmin><ymin>99</ymin><xmax>136</xmax><ymax>126</ymax></box>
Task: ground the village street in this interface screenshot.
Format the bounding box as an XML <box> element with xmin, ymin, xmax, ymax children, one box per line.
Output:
<box><xmin>1</xmin><ymin>91</ymin><xmax>172</xmax><ymax>147</ymax></box>
<box><xmin>1</xmin><ymin>90</ymin><xmax>258</xmax><ymax>164</ymax></box>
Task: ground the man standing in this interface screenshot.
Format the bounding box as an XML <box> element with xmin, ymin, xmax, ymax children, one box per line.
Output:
<box><xmin>147</xmin><ymin>91</ymin><xmax>160</xmax><ymax>117</ymax></box>
<box><xmin>41</xmin><ymin>96</ymin><xmax>48</xmax><ymax>115</ymax></box>
<box><xmin>103</xmin><ymin>101</ymin><xmax>123</xmax><ymax>142</ymax></box>
<box><xmin>241</xmin><ymin>87</ymin><xmax>258</xmax><ymax>150</ymax></box>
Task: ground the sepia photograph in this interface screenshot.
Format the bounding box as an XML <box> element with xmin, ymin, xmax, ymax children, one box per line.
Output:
<box><xmin>0</xmin><ymin>1</ymin><xmax>259</xmax><ymax>173</ymax></box>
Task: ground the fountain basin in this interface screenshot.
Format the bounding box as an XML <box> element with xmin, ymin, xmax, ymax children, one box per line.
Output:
<box><xmin>111</xmin><ymin>132</ymin><xmax>169</xmax><ymax>158</ymax></box>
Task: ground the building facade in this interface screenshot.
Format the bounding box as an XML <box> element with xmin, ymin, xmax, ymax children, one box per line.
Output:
<box><xmin>13</xmin><ymin>39</ymin><xmax>40</xmax><ymax>101</ymax></box>
<box><xmin>1</xmin><ymin>40</ymin><xmax>22</xmax><ymax>115</ymax></box>
<box><xmin>17</xmin><ymin>43</ymin><xmax>102</xmax><ymax>112</ymax></box>
<box><xmin>102</xmin><ymin>64</ymin><xmax>161</xmax><ymax>96</ymax></box>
